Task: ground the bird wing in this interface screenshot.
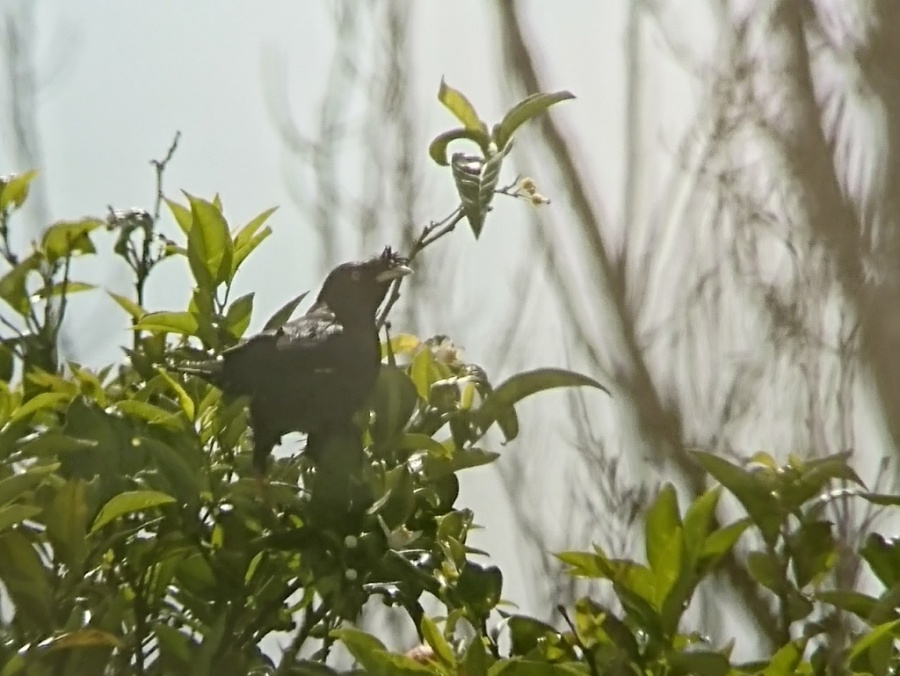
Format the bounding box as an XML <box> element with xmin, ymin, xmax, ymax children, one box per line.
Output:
<box><xmin>218</xmin><ymin>306</ymin><xmax>346</xmax><ymax>394</ymax></box>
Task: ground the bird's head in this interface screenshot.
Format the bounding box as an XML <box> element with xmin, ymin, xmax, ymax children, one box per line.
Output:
<box><xmin>317</xmin><ymin>246</ymin><xmax>413</xmax><ymax>320</ymax></box>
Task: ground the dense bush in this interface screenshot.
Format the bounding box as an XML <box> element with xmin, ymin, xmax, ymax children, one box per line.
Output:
<box><xmin>0</xmin><ymin>83</ymin><xmax>898</xmax><ymax>675</ymax></box>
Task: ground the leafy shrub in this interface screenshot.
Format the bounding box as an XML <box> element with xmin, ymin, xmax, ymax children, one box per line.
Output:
<box><xmin>0</xmin><ymin>83</ymin><xmax>897</xmax><ymax>676</ymax></box>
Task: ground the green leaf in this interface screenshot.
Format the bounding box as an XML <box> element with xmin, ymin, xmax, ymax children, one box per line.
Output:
<box><xmin>134</xmin><ymin>311</ymin><xmax>199</xmax><ymax>336</ymax></box>
<box><xmin>494</xmin><ymin>91</ymin><xmax>576</xmax><ymax>150</ymax></box>
<box><xmin>507</xmin><ymin>615</ymin><xmax>559</xmax><ymax>656</ymax></box>
<box><xmin>463</xmin><ymin>634</ymin><xmax>489</xmax><ymax>676</ymax></box>
<box><xmin>42</xmin><ymin>628</ymin><xmax>123</xmax><ymax>652</ymax></box>
<box><xmin>420</xmin><ymin>616</ymin><xmax>455</xmax><ymax>666</ymax></box>
<box><xmin>438</xmin><ymin>78</ymin><xmax>486</xmax><ymax>132</ymax></box>
<box><xmin>331</xmin><ymin>628</ymin><xmax>388</xmax><ymax>672</ymax></box>
<box><xmin>693</xmin><ymin>451</ymin><xmax>783</xmax><ymax>544</ymax></box>
<box><xmin>0</xmin><ymin>504</ymin><xmax>42</xmax><ymax>531</ymax></box>
<box><xmin>645</xmin><ymin>483</ymin><xmax>681</xmax><ymax>576</ymax></box>
<box><xmin>0</xmin><ymin>530</ymin><xmax>53</xmax><ymax>631</ymax></box>
<box><xmin>371</xmin><ymin>365</ymin><xmax>420</xmax><ymax>443</ymax></box>
<box><xmin>262</xmin><ymin>291</ymin><xmax>309</xmax><ymax>332</ymax></box>
<box><xmin>474</xmin><ymin>368</ymin><xmax>609</xmax><ymax>439</ymax></box>
<box><xmin>0</xmin><ymin>170</ymin><xmax>38</xmax><ymax>211</ymax></box>
<box><xmin>450</xmin><ymin>146</ymin><xmax>510</xmax><ymax>239</ymax></box>
<box><xmin>186</xmin><ymin>194</ymin><xmax>233</xmax><ymax>290</ymax></box>
<box><xmin>848</xmin><ymin>619</ymin><xmax>900</xmax><ymax>663</ymax></box>
<box><xmin>422</xmin><ymin>447</ymin><xmax>499</xmax><ymax>480</ymax></box>
<box><xmin>231</xmin><ymin>206</ymin><xmax>276</xmax><ymax>275</ymax></box>
<box><xmin>90</xmin><ymin>490</ymin><xmax>176</xmax><ymax>533</ymax></box>
<box><xmin>428</xmin><ymin>127</ymin><xmax>493</xmax><ymax>166</ymax></box>
<box><xmin>224</xmin><ymin>292</ymin><xmax>254</xmax><ymax>339</ymax></box>
<box><xmin>667</xmin><ymin>650</ymin><xmax>731</xmax><ymax>676</ymax></box>
<box><xmin>410</xmin><ymin>347</ymin><xmax>445</xmax><ymax>400</ymax></box>
<box><xmin>681</xmin><ymin>486</ymin><xmax>720</xmax><ymax>551</ymax></box>
<box><xmin>9</xmin><ymin>392</ymin><xmax>70</xmax><ymax>425</ymax></box>
<box><xmin>763</xmin><ymin>640</ymin><xmax>804</xmax><ymax>676</ymax></box>
<box><xmin>398</xmin><ymin>433</ymin><xmax>451</xmax><ymax>459</ymax></box>
<box><xmin>44</xmin><ymin>479</ymin><xmax>89</xmax><ymax>568</ymax></box>
<box><xmin>40</xmin><ymin>219</ymin><xmax>102</xmax><ymax>263</ymax></box>
<box><xmin>107</xmin><ymin>292</ymin><xmax>146</xmax><ymax>320</ymax></box>
<box><xmin>0</xmin><ymin>254</ymin><xmax>40</xmax><ymax>315</ymax></box>
<box><xmin>165</xmin><ymin>198</ymin><xmax>193</xmax><ymax>235</ymax></box>
<box><xmin>861</xmin><ymin>533</ymin><xmax>900</xmax><ymax>589</ymax></box>
<box><xmin>34</xmin><ymin>280</ymin><xmax>95</xmax><ymax>298</ymax></box>
<box><xmin>788</xmin><ymin>520</ymin><xmax>835</xmax><ymax>589</ymax></box>
<box><xmin>698</xmin><ymin>518</ymin><xmax>751</xmax><ymax>570</ymax></box>
<box><xmin>747</xmin><ymin>550</ymin><xmax>781</xmax><ymax>592</ymax></box>
<box><xmin>115</xmin><ymin>400</ymin><xmax>184</xmax><ymax>429</ymax></box>
<box><xmin>155</xmin><ymin>368</ymin><xmax>196</xmax><ymax>421</ymax></box>
<box><xmin>17</xmin><ymin>432</ymin><xmax>97</xmax><ymax>459</ymax></box>
<box><xmin>816</xmin><ymin>590</ymin><xmax>885</xmax><ymax>623</ymax></box>
<box><xmin>0</xmin><ymin>470</ymin><xmax>50</xmax><ymax>507</ymax></box>
<box><xmin>457</xmin><ymin>561</ymin><xmax>503</xmax><ymax>616</ymax></box>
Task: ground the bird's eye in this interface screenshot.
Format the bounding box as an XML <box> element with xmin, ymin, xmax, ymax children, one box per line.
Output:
<box><xmin>350</xmin><ymin>270</ymin><xmax>361</xmax><ymax>281</ymax></box>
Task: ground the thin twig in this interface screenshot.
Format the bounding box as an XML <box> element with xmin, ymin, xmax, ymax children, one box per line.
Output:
<box><xmin>151</xmin><ymin>131</ymin><xmax>181</xmax><ymax>224</ymax></box>
<box><xmin>376</xmin><ymin>205</ymin><xmax>464</xmax><ymax>329</ymax></box>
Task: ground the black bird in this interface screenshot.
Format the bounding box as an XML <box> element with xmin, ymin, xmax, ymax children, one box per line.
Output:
<box><xmin>178</xmin><ymin>247</ymin><xmax>412</xmax><ymax>474</ymax></box>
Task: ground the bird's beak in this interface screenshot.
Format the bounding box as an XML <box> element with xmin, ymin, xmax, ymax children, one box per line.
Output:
<box><xmin>376</xmin><ymin>265</ymin><xmax>413</xmax><ymax>283</ymax></box>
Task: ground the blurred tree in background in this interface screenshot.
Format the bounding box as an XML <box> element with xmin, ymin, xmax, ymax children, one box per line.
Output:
<box><xmin>266</xmin><ymin>1</ymin><xmax>900</xmax><ymax>659</ymax></box>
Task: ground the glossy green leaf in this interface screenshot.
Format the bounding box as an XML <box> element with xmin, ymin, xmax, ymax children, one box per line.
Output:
<box><xmin>155</xmin><ymin>368</ymin><xmax>196</xmax><ymax>421</ymax></box>
<box><xmin>457</xmin><ymin>561</ymin><xmax>502</xmax><ymax>616</ymax></box>
<box><xmin>645</xmin><ymin>483</ymin><xmax>681</xmax><ymax>575</ymax></box>
<box><xmin>231</xmin><ymin>206</ymin><xmax>276</xmax><ymax>275</ymax></box>
<box><xmin>186</xmin><ymin>194</ymin><xmax>233</xmax><ymax>290</ymax></box>
<box><xmin>262</xmin><ymin>291</ymin><xmax>309</xmax><ymax>332</ymax></box>
<box><xmin>495</xmin><ymin>90</ymin><xmax>575</xmax><ymax>150</ymax></box>
<box><xmin>0</xmin><ymin>530</ymin><xmax>53</xmax><ymax>631</ymax></box>
<box><xmin>422</xmin><ymin>446</ymin><xmax>499</xmax><ymax>479</ymax></box>
<box><xmin>420</xmin><ymin>616</ymin><xmax>455</xmax><ymax>666</ymax></box>
<box><xmin>437</xmin><ymin>78</ymin><xmax>485</xmax><ymax>132</ymax></box>
<box><xmin>410</xmin><ymin>347</ymin><xmax>444</xmax><ymax>400</ymax></box>
<box><xmin>0</xmin><ymin>254</ymin><xmax>40</xmax><ymax>315</ymax></box>
<box><xmin>861</xmin><ymin>533</ymin><xmax>900</xmax><ymax>589</ymax></box>
<box><xmin>107</xmin><ymin>291</ymin><xmax>146</xmax><ymax>320</ymax></box>
<box><xmin>667</xmin><ymin>650</ymin><xmax>731</xmax><ymax>676</ymax></box>
<box><xmin>17</xmin><ymin>432</ymin><xmax>97</xmax><ymax>459</ymax></box>
<box><xmin>682</xmin><ymin>486</ymin><xmax>721</xmax><ymax>562</ymax></box>
<box><xmin>331</xmin><ymin>628</ymin><xmax>388</xmax><ymax>672</ymax></box>
<box><xmin>165</xmin><ymin>198</ymin><xmax>193</xmax><ymax>235</ymax></box>
<box><xmin>44</xmin><ymin>478</ymin><xmax>89</xmax><ymax>568</ymax></box>
<box><xmin>848</xmin><ymin>618</ymin><xmax>900</xmax><ymax>663</ymax></box>
<box><xmin>224</xmin><ymin>292</ymin><xmax>254</xmax><ymax>339</ymax></box>
<box><xmin>90</xmin><ymin>490</ymin><xmax>176</xmax><ymax>533</ymax></box>
<box><xmin>9</xmin><ymin>392</ymin><xmax>70</xmax><ymax>425</ymax></box>
<box><xmin>816</xmin><ymin>590</ymin><xmax>885</xmax><ymax>623</ymax></box>
<box><xmin>698</xmin><ymin>518</ymin><xmax>751</xmax><ymax>570</ymax></box>
<box><xmin>34</xmin><ymin>280</ymin><xmax>95</xmax><ymax>298</ymax></box>
<box><xmin>507</xmin><ymin>615</ymin><xmax>559</xmax><ymax>656</ymax></box>
<box><xmin>428</xmin><ymin>127</ymin><xmax>492</xmax><ymax>166</ymax></box>
<box><xmin>450</xmin><ymin>146</ymin><xmax>508</xmax><ymax>239</ymax></box>
<box><xmin>42</xmin><ymin>628</ymin><xmax>123</xmax><ymax>651</ymax></box>
<box><xmin>371</xmin><ymin>365</ymin><xmax>419</xmax><ymax>443</ymax></box>
<box><xmin>0</xmin><ymin>169</ymin><xmax>38</xmax><ymax>211</ymax></box>
<box><xmin>0</xmin><ymin>504</ymin><xmax>41</xmax><ymax>531</ymax></box>
<box><xmin>134</xmin><ymin>311</ymin><xmax>199</xmax><ymax>336</ymax></box>
<box><xmin>763</xmin><ymin>640</ymin><xmax>804</xmax><ymax>675</ymax></box>
<box><xmin>40</xmin><ymin>219</ymin><xmax>102</xmax><ymax>263</ymax></box>
<box><xmin>693</xmin><ymin>451</ymin><xmax>783</xmax><ymax>544</ymax></box>
<box><xmin>463</xmin><ymin>634</ymin><xmax>489</xmax><ymax>676</ymax></box>
<box><xmin>0</xmin><ymin>470</ymin><xmax>49</xmax><ymax>507</ymax></box>
<box><xmin>747</xmin><ymin>550</ymin><xmax>781</xmax><ymax>591</ymax></box>
<box><xmin>474</xmin><ymin>367</ymin><xmax>609</xmax><ymax>439</ymax></box>
<box><xmin>788</xmin><ymin>520</ymin><xmax>835</xmax><ymax>589</ymax></box>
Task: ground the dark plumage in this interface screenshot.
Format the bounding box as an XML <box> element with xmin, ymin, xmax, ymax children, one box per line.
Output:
<box><xmin>179</xmin><ymin>247</ymin><xmax>412</xmax><ymax>474</ymax></box>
